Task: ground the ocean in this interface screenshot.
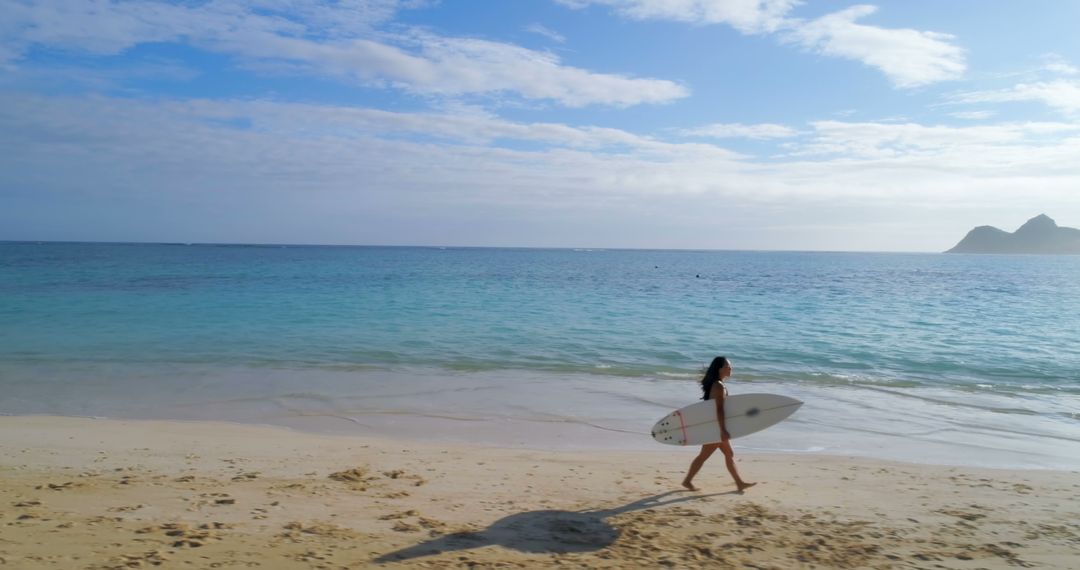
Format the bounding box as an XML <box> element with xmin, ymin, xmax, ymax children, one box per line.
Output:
<box><xmin>2</xmin><ymin>242</ymin><xmax>1078</xmax><ymax>469</ymax></box>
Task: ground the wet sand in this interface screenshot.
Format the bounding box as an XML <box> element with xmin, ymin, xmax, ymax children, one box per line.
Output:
<box><xmin>2</xmin><ymin>415</ymin><xmax>1079</xmax><ymax>568</ymax></box>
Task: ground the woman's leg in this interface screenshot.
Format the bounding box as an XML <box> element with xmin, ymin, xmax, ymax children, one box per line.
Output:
<box><xmin>719</xmin><ymin>439</ymin><xmax>756</xmax><ymax>491</ymax></box>
<box><xmin>682</xmin><ymin>444</ymin><xmax>718</xmax><ymax>490</ymax></box>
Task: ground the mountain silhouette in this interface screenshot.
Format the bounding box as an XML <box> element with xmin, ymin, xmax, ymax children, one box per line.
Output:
<box><xmin>946</xmin><ymin>214</ymin><xmax>1080</xmax><ymax>254</ymax></box>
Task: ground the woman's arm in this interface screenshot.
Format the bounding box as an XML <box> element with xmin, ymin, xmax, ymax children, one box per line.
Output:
<box><xmin>711</xmin><ymin>383</ymin><xmax>730</xmax><ymax>441</ymax></box>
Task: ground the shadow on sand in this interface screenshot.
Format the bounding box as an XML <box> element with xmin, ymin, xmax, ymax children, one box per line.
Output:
<box><xmin>373</xmin><ymin>490</ymin><xmax>737</xmax><ymax>564</ymax></box>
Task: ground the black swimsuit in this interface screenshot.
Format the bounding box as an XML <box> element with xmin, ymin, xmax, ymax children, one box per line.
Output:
<box><xmin>705</xmin><ymin>380</ymin><xmax>728</xmax><ymax>400</ymax></box>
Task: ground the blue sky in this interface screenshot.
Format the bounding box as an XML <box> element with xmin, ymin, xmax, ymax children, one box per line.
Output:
<box><xmin>3</xmin><ymin>0</ymin><xmax>1080</xmax><ymax>251</ymax></box>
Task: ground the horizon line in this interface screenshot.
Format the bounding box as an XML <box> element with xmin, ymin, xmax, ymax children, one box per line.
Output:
<box><xmin>2</xmin><ymin>238</ymin><xmax>948</xmax><ymax>255</ymax></box>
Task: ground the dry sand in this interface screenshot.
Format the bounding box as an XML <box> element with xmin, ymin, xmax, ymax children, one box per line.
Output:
<box><xmin>2</xmin><ymin>415</ymin><xmax>1079</xmax><ymax>569</ymax></box>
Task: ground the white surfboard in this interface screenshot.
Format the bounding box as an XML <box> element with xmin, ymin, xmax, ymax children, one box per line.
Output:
<box><xmin>651</xmin><ymin>393</ymin><xmax>803</xmax><ymax>446</ymax></box>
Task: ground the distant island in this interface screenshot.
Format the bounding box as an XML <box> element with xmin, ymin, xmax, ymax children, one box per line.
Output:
<box><xmin>946</xmin><ymin>214</ymin><xmax>1080</xmax><ymax>254</ymax></box>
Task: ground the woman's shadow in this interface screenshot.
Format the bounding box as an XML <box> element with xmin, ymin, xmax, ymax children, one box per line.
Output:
<box><xmin>373</xmin><ymin>489</ymin><xmax>735</xmax><ymax>564</ymax></box>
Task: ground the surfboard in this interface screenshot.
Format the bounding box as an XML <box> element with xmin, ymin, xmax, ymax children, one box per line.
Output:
<box><xmin>651</xmin><ymin>393</ymin><xmax>803</xmax><ymax>446</ymax></box>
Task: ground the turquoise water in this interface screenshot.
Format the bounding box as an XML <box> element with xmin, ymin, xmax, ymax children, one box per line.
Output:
<box><xmin>2</xmin><ymin>242</ymin><xmax>1079</xmax><ymax>468</ymax></box>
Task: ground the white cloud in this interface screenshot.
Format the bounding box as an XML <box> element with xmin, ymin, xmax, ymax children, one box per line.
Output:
<box><xmin>563</xmin><ymin>2</ymin><xmax>966</xmax><ymax>88</ymax></box>
<box><xmin>0</xmin><ymin>93</ymin><xmax>745</xmax><ymax>189</ymax></box>
<box><xmin>392</xmin><ymin>33</ymin><xmax>688</xmax><ymax>106</ymax></box>
<box><xmin>784</xmin><ymin>5</ymin><xmax>965</xmax><ymax>88</ymax></box>
<box><xmin>1042</xmin><ymin>53</ymin><xmax>1079</xmax><ymax>76</ymax></box>
<box><xmin>1</xmin><ymin>1</ymin><xmax>397</xmax><ymax>61</ymax></box>
<box><xmin>1</xmin><ymin>0</ymin><xmax>686</xmax><ymax>107</ymax></box>
<box><xmin>681</xmin><ymin>123</ymin><xmax>799</xmax><ymax>139</ymax></box>
<box><xmin>793</xmin><ymin>120</ymin><xmax>1080</xmax><ymax>171</ymax></box>
<box><xmin>181</xmin><ymin>98</ymin><xmax>726</xmax><ymax>155</ymax></box>
<box><xmin>950</xmin><ymin>110</ymin><xmax>995</xmax><ymax>120</ymax></box>
<box><xmin>6</xmin><ymin>93</ymin><xmax>1080</xmax><ymax>206</ymax></box>
<box><xmin>952</xmin><ymin>80</ymin><xmax>1080</xmax><ymax>116</ymax></box>
<box><xmin>556</xmin><ymin>0</ymin><xmax>799</xmax><ymax>34</ymax></box>
<box><xmin>9</xmin><ymin>0</ymin><xmax>418</xmax><ymax>55</ymax></box>
<box><xmin>525</xmin><ymin>23</ymin><xmax>566</xmax><ymax>44</ymax></box>
<box><xmin>5</xmin><ymin>93</ymin><xmax>1080</xmax><ymax>249</ymax></box>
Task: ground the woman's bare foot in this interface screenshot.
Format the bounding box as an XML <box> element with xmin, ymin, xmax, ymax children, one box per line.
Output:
<box><xmin>681</xmin><ymin>479</ymin><xmax>698</xmax><ymax>491</ymax></box>
<box><xmin>736</xmin><ymin>481</ymin><xmax>757</xmax><ymax>492</ymax></box>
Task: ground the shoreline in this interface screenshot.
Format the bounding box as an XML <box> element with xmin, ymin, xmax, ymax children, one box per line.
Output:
<box><xmin>5</xmin><ymin>364</ymin><xmax>1079</xmax><ymax>472</ymax></box>
<box><xmin>3</xmin><ymin>415</ymin><xmax>1079</xmax><ymax>568</ymax></box>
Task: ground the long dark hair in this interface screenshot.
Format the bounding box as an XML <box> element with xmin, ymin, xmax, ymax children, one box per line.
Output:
<box><xmin>700</xmin><ymin>356</ymin><xmax>729</xmax><ymax>400</ymax></box>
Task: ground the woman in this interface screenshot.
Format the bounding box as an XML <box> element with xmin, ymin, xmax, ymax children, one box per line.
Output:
<box><xmin>681</xmin><ymin>356</ymin><xmax>757</xmax><ymax>492</ymax></box>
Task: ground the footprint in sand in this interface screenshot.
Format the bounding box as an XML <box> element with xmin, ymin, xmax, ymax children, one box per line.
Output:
<box><xmin>38</xmin><ymin>481</ymin><xmax>80</xmax><ymax>491</ymax></box>
<box><xmin>108</xmin><ymin>550</ymin><xmax>169</xmax><ymax>567</ymax></box>
<box><xmin>278</xmin><ymin>521</ymin><xmax>362</xmax><ymax>542</ymax></box>
<box><xmin>382</xmin><ymin>469</ymin><xmax>427</xmax><ymax>486</ymax></box>
<box><xmin>392</xmin><ymin>521</ymin><xmax>421</xmax><ymax>532</ymax></box>
<box><xmin>379</xmin><ymin>510</ymin><xmax>419</xmax><ymax>520</ymax></box>
<box><xmin>327</xmin><ymin>467</ymin><xmax>375</xmax><ymax>491</ymax></box>
<box><xmin>106</xmin><ymin>504</ymin><xmax>145</xmax><ymax>513</ymax></box>
<box><xmin>137</xmin><ymin>521</ymin><xmax>231</xmax><ymax>548</ymax></box>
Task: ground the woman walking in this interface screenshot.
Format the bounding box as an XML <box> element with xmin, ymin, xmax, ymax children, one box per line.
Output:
<box><xmin>682</xmin><ymin>356</ymin><xmax>757</xmax><ymax>492</ymax></box>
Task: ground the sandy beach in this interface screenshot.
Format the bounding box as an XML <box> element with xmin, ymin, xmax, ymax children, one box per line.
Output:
<box><xmin>2</xmin><ymin>416</ymin><xmax>1078</xmax><ymax>569</ymax></box>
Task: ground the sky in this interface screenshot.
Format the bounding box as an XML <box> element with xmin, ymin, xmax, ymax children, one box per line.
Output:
<box><xmin>2</xmin><ymin>0</ymin><xmax>1080</xmax><ymax>251</ymax></box>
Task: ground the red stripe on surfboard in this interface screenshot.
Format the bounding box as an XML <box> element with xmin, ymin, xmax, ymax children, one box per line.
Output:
<box><xmin>674</xmin><ymin>409</ymin><xmax>689</xmax><ymax>445</ymax></box>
